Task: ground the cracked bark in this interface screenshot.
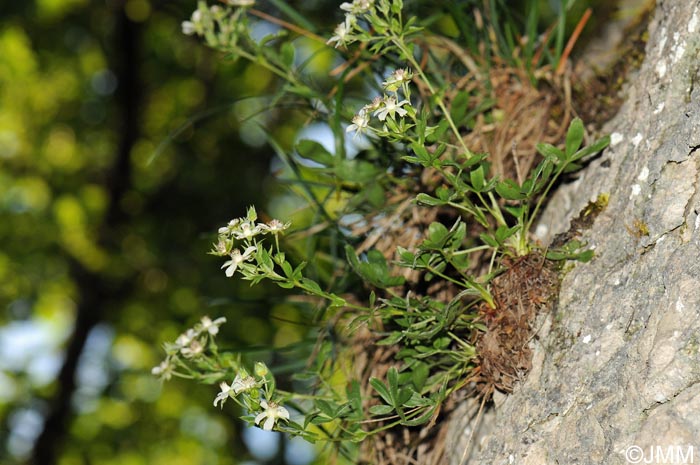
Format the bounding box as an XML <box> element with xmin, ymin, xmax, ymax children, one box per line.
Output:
<box><xmin>446</xmin><ymin>1</ymin><xmax>700</xmax><ymax>464</ymax></box>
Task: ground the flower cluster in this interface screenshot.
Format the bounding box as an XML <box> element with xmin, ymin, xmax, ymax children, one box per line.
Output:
<box><xmin>214</xmin><ymin>363</ymin><xmax>291</xmax><ymax>432</ymax></box>
<box><xmin>326</xmin><ymin>0</ymin><xmax>375</xmax><ymax>48</ymax></box>
<box><xmin>346</xmin><ymin>68</ymin><xmax>414</xmax><ymax>138</ymax></box>
<box><xmin>211</xmin><ymin>206</ymin><xmax>290</xmax><ymax>278</ymax></box>
<box><xmin>153</xmin><ymin>317</ymin><xmax>291</xmax><ymax>432</ymax></box>
<box><xmin>152</xmin><ymin>315</ymin><xmax>227</xmax><ymax>380</ymax></box>
<box><xmin>181</xmin><ymin>1</ymin><xmax>254</xmax><ymax>48</ymax></box>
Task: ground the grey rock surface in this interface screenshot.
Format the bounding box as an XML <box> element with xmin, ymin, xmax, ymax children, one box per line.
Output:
<box><xmin>447</xmin><ymin>1</ymin><xmax>700</xmax><ymax>464</ymax></box>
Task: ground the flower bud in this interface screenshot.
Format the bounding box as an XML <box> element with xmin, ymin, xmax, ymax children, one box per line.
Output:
<box><xmin>254</xmin><ymin>361</ymin><xmax>269</xmax><ymax>377</ymax></box>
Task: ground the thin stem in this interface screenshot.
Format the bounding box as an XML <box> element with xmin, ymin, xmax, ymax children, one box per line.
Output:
<box><xmin>392</xmin><ymin>40</ymin><xmax>471</xmax><ymax>158</ymax></box>
<box><xmin>248</xmin><ymin>8</ymin><xmax>327</xmax><ymax>45</ymax></box>
<box><xmin>425</xmin><ymin>264</ymin><xmax>469</xmax><ymax>289</ymax></box>
<box><xmin>451</xmin><ymin>244</ymin><xmax>492</xmax><ymax>256</ymax></box>
<box><xmin>524</xmin><ymin>162</ymin><xmax>569</xmax><ymax>242</ymax></box>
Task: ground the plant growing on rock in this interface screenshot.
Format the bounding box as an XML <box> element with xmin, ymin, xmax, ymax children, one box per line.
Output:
<box><xmin>155</xmin><ymin>0</ymin><xmax>610</xmax><ymax>462</ymax></box>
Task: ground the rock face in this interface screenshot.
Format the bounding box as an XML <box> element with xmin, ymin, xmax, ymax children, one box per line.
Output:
<box><xmin>447</xmin><ymin>1</ymin><xmax>700</xmax><ymax>464</ymax></box>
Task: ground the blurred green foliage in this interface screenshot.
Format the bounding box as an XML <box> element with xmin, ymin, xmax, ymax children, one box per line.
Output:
<box><xmin>0</xmin><ymin>1</ymin><xmax>331</xmax><ymax>464</ymax></box>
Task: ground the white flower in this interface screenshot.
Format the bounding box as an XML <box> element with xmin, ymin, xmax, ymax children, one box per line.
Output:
<box><xmin>259</xmin><ymin>219</ymin><xmax>291</xmax><ymax>234</ymax></box>
<box><xmin>210</xmin><ymin>237</ymin><xmax>230</xmax><ymax>256</ymax></box>
<box><xmin>373</xmin><ymin>96</ymin><xmax>410</xmax><ymax>121</ymax></box>
<box><xmin>175</xmin><ymin>328</ymin><xmax>197</xmax><ymax>348</ymax></box>
<box><xmin>214</xmin><ymin>381</ymin><xmax>234</xmax><ymax>408</ymax></box>
<box><xmin>181</xmin><ymin>339</ymin><xmax>204</xmax><ymax>358</ymax></box>
<box><xmin>151</xmin><ymin>359</ymin><xmax>174</xmax><ymax>380</ymax></box>
<box><xmin>340</xmin><ymin>0</ymin><xmax>373</xmax><ymax>14</ymax></box>
<box><xmin>346</xmin><ymin>111</ymin><xmax>370</xmax><ymax>138</ymax></box>
<box><xmin>232</xmin><ymin>220</ymin><xmax>262</xmax><ymax>240</ymax></box>
<box><xmin>221</xmin><ymin>246</ymin><xmax>257</xmax><ymax>277</ymax></box>
<box><xmin>327</xmin><ymin>16</ymin><xmax>355</xmax><ymax>48</ymax></box>
<box><xmin>181</xmin><ymin>10</ymin><xmax>202</xmax><ymax>36</ymax></box>
<box><xmin>218</xmin><ymin>219</ymin><xmax>240</xmax><ymax>235</ymax></box>
<box><xmin>232</xmin><ymin>373</ymin><xmax>257</xmax><ymax>394</ymax></box>
<box><xmin>382</xmin><ymin>68</ymin><xmax>413</xmax><ymax>92</ymax></box>
<box><xmin>254</xmin><ymin>400</ymin><xmax>290</xmax><ymax>431</ymax></box>
<box><xmin>362</xmin><ymin>96</ymin><xmax>383</xmax><ymax>113</ymax></box>
<box><xmin>182</xmin><ymin>21</ymin><xmax>196</xmax><ymax>35</ymax></box>
<box><xmin>199</xmin><ymin>316</ymin><xmax>227</xmax><ymax>336</ymax></box>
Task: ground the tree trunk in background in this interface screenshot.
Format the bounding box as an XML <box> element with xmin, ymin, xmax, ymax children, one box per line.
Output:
<box><xmin>30</xmin><ymin>4</ymin><xmax>140</xmax><ymax>464</ymax></box>
<box><xmin>447</xmin><ymin>1</ymin><xmax>700</xmax><ymax>463</ymax></box>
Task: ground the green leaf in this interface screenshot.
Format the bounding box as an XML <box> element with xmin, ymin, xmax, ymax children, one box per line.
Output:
<box><xmin>495</xmin><ymin>179</ymin><xmax>527</xmax><ymax>200</ymax></box>
<box><xmin>387</xmin><ymin>366</ymin><xmax>400</xmax><ymax>399</ymax></box>
<box><xmin>411</xmin><ymin>362</ymin><xmax>429</xmax><ymax>391</ymax></box>
<box><xmin>335</xmin><ymin>159</ymin><xmax>379</xmax><ymax>183</ymax></box>
<box><xmin>427</xmin><ymin>222</ymin><xmax>449</xmax><ymax>246</ymax></box>
<box><xmin>563</xmin><ymin>162</ymin><xmax>583</xmax><ymax>173</ymax></box>
<box><xmin>300</xmin><ymin>277</ymin><xmax>322</xmax><ymax>294</ymax></box>
<box><xmin>450</xmin><ymin>252</ymin><xmax>469</xmax><ymax>269</ymax></box>
<box><xmin>546</xmin><ymin>240</ymin><xmax>595</xmax><ymax>262</ymax></box>
<box><xmin>400</xmin><ymin>406</ymin><xmax>436</xmax><ymax>426</ymax></box>
<box><xmin>404</xmin><ymin>391</ymin><xmax>432</xmax><ymax>408</ymax></box>
<box><xmin>495</xmin><ymin>224</ymin><xmax>519</xmax><ymax>243</ymax></box>
<box><xmin>396</xmin><ymin>246</ymin><xmax>415</xmax><ymax>264</ymax></box>
<box><xmin>285</xmin><ymin>84</ymin><xmax>319</xmax><ymax>99</ymax></box>
<box><xmin>377</xmin><ymin>331</ymin><xmax>404</xmax><ymax>345</ymax></box>
<box><xmin>479</xmin><ymin>233</ymin><xmax>498</xmax><ymax>248</ymax></box>
<box><xmin>369</xmin><ymin>377</ymin><xmax>393</xmax><ymax>405</ymax></box>
<box><xmin>503</xmin><ymin>204</ymin><xmax>525</xmax><ymax>219</ymax></box>
<box><xmin>470</xmin><ymin>164</ymin><xmax>485</xmax><ymax>191</ymax></box>
<box><xmin>296</xmin><ymin>139</ymin><xmax>334</xmax><ymax>166</ymax></box>
<box><xmin>435</xmin><ymin>186</ymin><xmax>451</xmax><ymax>201</ymax></box>
<box><xmin>365</xmin><ymin>182</ymin><xmax>385</xmax><ymax>208</ymax></box>
<box><xmin>565</xmin><ymin>117</ymin><xmax>585</xmax><ymax>157</ymax></box>
<box><xmin>432</xmin><ymin>337</ymin><xmax>451</xmax><ymax>350</ymax></box>
<box><xmin>410</xmin><ymin>142</ymin><xmax>430</xmax><ymax>161</ymax></box>
<box><xmin>415</xmin><ymin>193</ymin><xmax>446</xmax><ymax>206</ymax></box>
<box><xmin>450</xmin><ymin>90</ymin><xmax>470</xmax><ymax>126</ymax></box>
<box><xmin>570</xmin><ymin>135</ymin><xmax>611</xmax><ymax>162</ymax></box>
<box><xmin>369</xmin><ymin>404</ymin><xmax>395</xmax><ymax>415</ymax></box>
<box><xmin>449</xmin><ymin>221</ymin><xmax>467</xmax><ymax>246</ymax></box>
<box><xmin>426</xmin><ymin>120</ymin><xmax>449</xmax><ymax>143</ymax></box>
<box><xmin>281</xmin><ymin>261</ymin><xmax>294</xmax><ymax>278</ymax></box>
<box><xmin>315</xmin><ymin>399</ymin><xmax>339</xmax><ymax>418</ymax></box>
<box><xmin>280</xmin><ymin>42</ymin><xmax>295</xmax><ymax>68</ymax></box>
<box><xmin>345</xmin><ymin>245</ymin><xmax>404</xmax><ymax>288</ymax></box>
<box><xmin>309</xmin><ymin>415</ymin><xmax>334</xmax><ymax>425</ymax></box>
<box><xmin>346</xmin><ymin>380</ymin><xmax>363</xmax><ymax>420</ymax></box>
<box><xmin>461</xmin><ymin>152</ymin><xmax>488</xmax><ymax>169</ymax></box>
<box><xmin>536</xmin><ymin>142</ymin><xmax>566</xmax><ymax>162</ymax></box>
